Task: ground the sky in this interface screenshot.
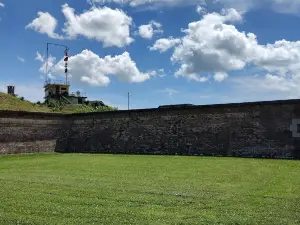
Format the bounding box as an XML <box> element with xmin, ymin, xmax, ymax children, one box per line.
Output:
<box><xmin>1</xmin><ymin>0</ymin><xmax>300</xmax><ymax>109</ymax></box>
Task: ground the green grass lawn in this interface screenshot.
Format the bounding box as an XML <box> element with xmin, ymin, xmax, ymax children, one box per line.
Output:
<box><xmin>0</xmin><ymin>154</ymin><xmax>299</xmax><ymax>225</ymax></box>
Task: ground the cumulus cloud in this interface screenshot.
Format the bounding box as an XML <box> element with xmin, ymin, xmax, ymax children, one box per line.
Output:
<box><xmin>150</xmin><ymin>37</ymin><xmax>181</xmax><ymax>52</ymax></box>
<box><xmin>138</xmin><ymin>20</ymin><xmax>163</xmax><ymax>39</ymax></box>
<box><xmin>26</xmin><ymin>12</ymin><xmax>63</xmax><ymax>39</ymax></box>
<box><xmin>26</xmin><ymin>4</ymin><xmax>134</xmax><ymax>48</ymax></box>
<box><xmin>252</xmin><ymin>40</ymin><xmax>300</xmax><ymax>75</ymax></box>
<box><xmin>164</xmin><ymin>8</ymin><xmax>300</xmax><ymax>83</ymax></box>
<box><xmin>49</xmin><ymin>50</ymin><xmax>155</xmax><ymax>86</ymax></box>
<box><xmin>170</xmin><ymin>8</ymin><xmax>248</xmax><ymax>81</ymax></box>
<box><xmin>62</xmin><ymin>4</ymin><xmax>133</xmax><ymax>47</ymax></box>
<box><xmin>0</xmin><ymin>2</ymin><xmax>4</xmax><ymax>7</ymax></box>
<box><xmin>147</xmin><ymin>7</ymin><xmax>300</xmax><ymax>88</ymax></box>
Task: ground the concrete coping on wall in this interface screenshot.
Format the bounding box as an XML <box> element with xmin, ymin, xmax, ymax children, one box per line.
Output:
<box><xmin>1</xmin><ymin>98</ymin><xmax>299</xmax><ymax>119</ymax></box>
<box><xmin>72</xmin><ymin>98</ymin><xmax>300</xmax><ymax>117</ymax></box>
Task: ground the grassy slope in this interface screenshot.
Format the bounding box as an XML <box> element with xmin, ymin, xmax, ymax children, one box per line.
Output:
<box><xmin>0</xmin><ymin>92</ymin><xmax>51</xmax><ymax>112</ymax></box>
<box><xmin>0</xmin><ymin>92</ymin><xmax>117</xmax><ymax>113</ymax></box>
<box><xmin>0</xmin><ymin>154</ymin><xmax>299</xmax><ymax>225</ymax></box>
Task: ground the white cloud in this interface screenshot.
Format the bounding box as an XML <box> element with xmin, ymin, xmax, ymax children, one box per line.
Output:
<box><xmin>62</xmin><ymin>4</ymin><xmax>133</xmax><ymax>47</ymax></box>
<box><xmin>50</xmin><ymin>49</ymin><xmax>155</xmax><ymax>86</ymax></box>
<box><xmin>26</xmin><ymin>4</ymin><xmax>134</xmax><ymax>48</ymax></box>
<box><xmin>35</xmin><ymin>51</ymin><xmax>44</xmax><ymax>62</ymax></box>
<box><xmin>37</xmin><ymin>55</ymin><xmax>56</xmax><ymax>74</ymax></box>
<box><xmin>138</xmin><ymin>20</ymin><xmax>163</xmax><ymax>39</ymax></box>
<box><xmin>17</xmin><ymin>56</ymin><xmax>25</xmax><ymax>63</ymax></box>
<box><xmin>88</xmin><ymin>0</ymin><xmax>300</xmax><ymax>14</ymax></box>
<box><xmin>165</xmin><ymin>8</ymin><xmax>300</xmax><ymax>84</ymax></box>
<box><xmin>26</xmin><ymin>12</ymin><xmax>63</xmax><ymax>39</ymax></box>
<box><xmin>214</xmin><ymin>72</ymin><xmax>228</xmax><ymax>82</ymax></box>
<box><xmin>252</xmin><ymin>40</ymin><xmax>300</xmax><ymax>75</ymax></box>
<box><xmin>233</xmin><ymin>72</ymin><xmax>300</xmax><ymax>101</ymax></box>
<box><xmin>170</xmin><ymin>8</ymin><xmax>248</xmax><ymax>81</ymax></box>
<box><xmin>150</xmin><ymin>37</ymin><xmax>181</xmax><ymax>52</ymax></box>
<box><xmin>196</xmin><ymin>5</ymin><xmax>206</xmax><ymax>14</ymax></box>
<box><xmin>36</xmin><ymin>51</ymin><xmax>56</xmax><ymax>80</ymax></box>
<box><xmin>221</xmin><ymin>8</ymin><xmax>243</xmax><ymax>22</ymax></box>
<box><xmin>231</xmin><ymin>74</ymin><xmax>300</xmax><ymax>100</ymax></box>
<box><xmin>0</xmin><ymin>2</ymin><xmax>4</xmax><ymax>7</ymax></box>
<box><xmin>257</xmin><ymin>74</ymin><xmax>299</xmax><ymax>93</ymax></box>
<box><xmin>88</xmin><ymin>0</ymin><xmax>206</xmax><ymax>8</ymax></box>
<box><xmin>212</xmin><ymin>0</ymin><xmax>253</xmax><ymax>12</ymax></box>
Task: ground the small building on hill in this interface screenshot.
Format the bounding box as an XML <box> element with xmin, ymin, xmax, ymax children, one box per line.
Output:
<box><xmin>44</xmin><ymin>81</ymin><xmax>87</xmax><ymax>105</ymax></box>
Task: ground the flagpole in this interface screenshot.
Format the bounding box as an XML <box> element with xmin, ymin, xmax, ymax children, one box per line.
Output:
<box><xmin>64</xmin><ymin>47</ymin><xmax>69</xmax><ymax>85</ymax></box>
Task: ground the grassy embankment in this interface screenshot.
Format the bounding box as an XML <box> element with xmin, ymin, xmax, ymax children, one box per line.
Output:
<box><xmin>0</xmin><ymin>92</ymin><xmax>117</xmax><ymax>113</ymax></box>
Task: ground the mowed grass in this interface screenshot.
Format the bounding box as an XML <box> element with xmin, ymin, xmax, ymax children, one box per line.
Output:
<box><xmin>0</xmin><ymin>92</ymin><xmax>50</xmax><ymax>113</ymax></box>
<box><xmin>0</xmin><ymin>154</ymin><xmax>299</xmax><ymax>225</ymax></box>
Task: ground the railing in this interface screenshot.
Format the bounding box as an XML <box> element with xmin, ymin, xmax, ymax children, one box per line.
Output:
<box><xmin>69</xmin><ymin>92</ymin><xmax>87</xmax><ymax>98</ymax></box>
<box><xmin>44</xmin><ymin>80</ymin><xmax>70</xmax><ymax>86</ymax></box>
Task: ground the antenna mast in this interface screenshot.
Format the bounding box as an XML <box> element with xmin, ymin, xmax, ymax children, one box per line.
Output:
<box><xmin>46</xmin><ymin>43</ymin><xmax>49</xmax><ymax>84</ymax></box>
<box><xmin>45</xmin><ymin>42</ymin><xmax>69</xmax><ymax>85</ymax></box>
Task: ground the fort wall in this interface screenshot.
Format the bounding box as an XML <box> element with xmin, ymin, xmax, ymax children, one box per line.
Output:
<box><xmin>0</xmin><ymin>111</ymin><xmax>70</xmax><ymax>154</ymax></box>
<box><xmin>1</xmin><ymin>99</ymin><xmax>300</xmax><ymax>158</ymax></box>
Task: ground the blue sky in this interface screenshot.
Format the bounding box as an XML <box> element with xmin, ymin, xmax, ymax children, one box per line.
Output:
<box><xmin>1</xmin><ymin>0</ymin><xmax>300</xmax><ymax>109</ymax></box>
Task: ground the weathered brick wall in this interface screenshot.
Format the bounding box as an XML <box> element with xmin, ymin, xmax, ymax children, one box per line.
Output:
<box><xmin>67</xmin><ymin>100</ymin><xmax>300</xmax><ymax>159</ymax></box>
<box><xmin>0</xmin><ymin>111</ymin><xmax>71</xmax><ymax>154</ymax></box>
<box><xmin>1</xmin><ymin>99</ymin><xmax>300</xmax><ymax>158</ymax></box>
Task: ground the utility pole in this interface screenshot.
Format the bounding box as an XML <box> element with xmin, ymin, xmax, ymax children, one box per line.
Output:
<box><xmin>128</xmin><ymin>92</ymin><xmax>130</xmax><ymax>110</ymax></box>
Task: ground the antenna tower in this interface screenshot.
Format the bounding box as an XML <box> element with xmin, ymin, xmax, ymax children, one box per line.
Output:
<box><xmin>46</xmin><ymin>43</ymin><xmax>69</xmax><ymax>85</ymax></box>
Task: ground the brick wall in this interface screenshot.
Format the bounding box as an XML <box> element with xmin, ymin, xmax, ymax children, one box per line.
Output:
<box><xmin>1</xmin><ymin>99</ymin><xmax>300</xmax><ymax>158</ymax></box>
